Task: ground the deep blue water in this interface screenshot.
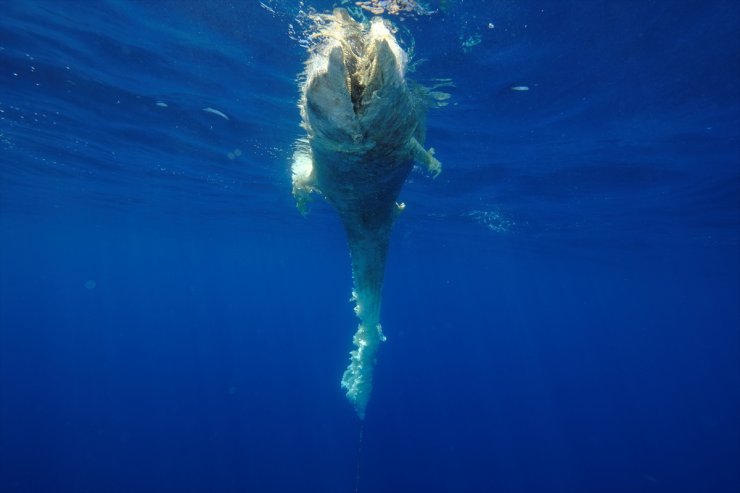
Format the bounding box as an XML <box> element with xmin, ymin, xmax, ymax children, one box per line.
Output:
<box><xmin>1</xmin><ymin>1</ymin><xmax>739</xmax><ymax>492</ymax></box>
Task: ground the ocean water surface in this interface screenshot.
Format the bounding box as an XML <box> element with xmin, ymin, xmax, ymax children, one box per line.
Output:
<box><xmin>1</xmin><ymin>1</ymin><xmax>739</xmax><ymax>492</ymax></box>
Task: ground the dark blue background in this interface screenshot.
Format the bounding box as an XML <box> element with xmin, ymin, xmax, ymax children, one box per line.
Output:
<box><xmin>1</xmin><ymin>1</ymin><xmax>739</xmax><ymax>492</ymax></box>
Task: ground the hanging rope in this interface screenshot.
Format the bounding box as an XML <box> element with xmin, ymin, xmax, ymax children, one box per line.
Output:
<box><xmin>354</xmin><ymin>421</ymin><xmax>365</xmax><ymax>493</ymax></box>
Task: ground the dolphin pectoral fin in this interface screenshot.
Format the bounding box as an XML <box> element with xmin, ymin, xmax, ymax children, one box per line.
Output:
<box><xmin>410</xmin><ymin>137</ymin><xmax>442</xmax><ymax>178</ymax></box>
<box><xmin>291</xmin><ymin>147</ymin><xmax>316</xmax><ymax>214</ymax></box>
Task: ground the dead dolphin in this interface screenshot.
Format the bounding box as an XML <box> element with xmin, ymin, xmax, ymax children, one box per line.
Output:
<box><xmin>292</xmin><ymin>8</ymin><xmax>441</xmax><ymax>419</ymax></box>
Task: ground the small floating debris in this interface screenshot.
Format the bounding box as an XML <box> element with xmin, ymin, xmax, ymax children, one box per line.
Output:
<box><xmin>461</xmin><ymin>33</ymin><xmax>482</xmax><ymax>53</ymax></box>
<box><xmin>511</xmin><ymin>85</ymin><xmax>530</xmax><ymax>91</ymax></box>
<box><xmin>202</xmin><ymin>107</ymin><xmax>230</xmax><ymax>120</ymax></box>
<box><xmin>155</xmin><ymin>101</ymin><xmax>168</xmax><ymax>108</ymax></box>
<box><xmin>259</xmin><ymin>2</ymin><xmax>275</xmax><ymax>14</ymax></box>
<box><xmin>227</xmin><ymin>148</ymin><xmax>242</xmax><ymax>160</ymax></box>
<box><xmin>464</xmin><ymin>210</ymin><xmax>514</xmax><ymax>233</ymax></box>
<box><xmin>356</xmin><ymin>0</ymin><xmax>435</xmax><ymax>16</ymax></box>
<box><xmin>84</xmin><ymin>280</ymin><xmax>96</xmax><ymax>290</ymax></box>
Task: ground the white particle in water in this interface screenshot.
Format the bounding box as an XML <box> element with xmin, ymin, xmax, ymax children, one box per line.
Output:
<box><xmin>202</xmin><ymin>107</ymin><xmax>230</xmax><ymax>120</ymax></box>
